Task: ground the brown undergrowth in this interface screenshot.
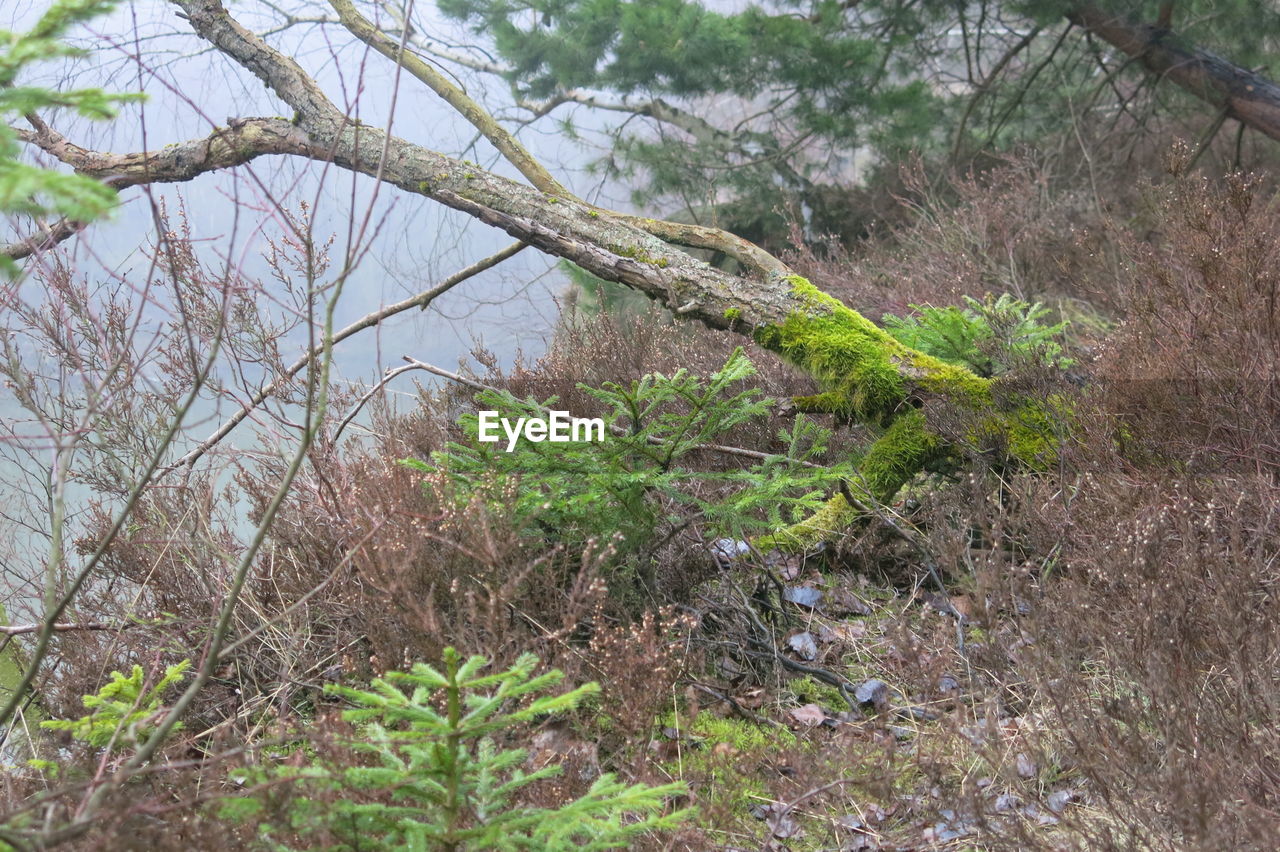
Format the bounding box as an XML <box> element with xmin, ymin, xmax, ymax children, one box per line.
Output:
<box><xmin>7</xmin><ymin>157</ymin><xmax>1280</xmax><ymax>850</ymax></box>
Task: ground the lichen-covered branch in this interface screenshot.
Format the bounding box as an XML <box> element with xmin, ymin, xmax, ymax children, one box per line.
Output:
<box><xmin>328</xmin><ymin>0</ymin><xmax>571</xmax><ymax>197</ymax></box>
<box><xmin>14</xmin><ymin>116</ymin><xmax>314</xmax><ymax>186</ymax></box>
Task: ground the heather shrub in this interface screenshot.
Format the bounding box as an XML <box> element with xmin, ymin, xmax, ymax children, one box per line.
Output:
<box><xmin>785</xmin><ymin>154</ymin><xmax>1115</xmax><ymax>321</ymax></box>
<box><xmin>948</xmin><ymin>166</ymin><xmax>1280</xmax><ymax>851</ymax></box>
<box><xmin>12</xmin><ymin>140</ymin><xmax>1280</xmax><ymax>852</ymax></box>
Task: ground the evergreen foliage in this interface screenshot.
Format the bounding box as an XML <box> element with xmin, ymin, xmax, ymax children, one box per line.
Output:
<box><xmin>411</xmin><ymin>349</ymin><xmax>854</xmax><ymax>562</ymax></box>
<box><xmin>0</xmin><ymin>0</ymin><xmax>140</xmax><ymax>276</ymax></box>
<box><xmin>882</xmin><ymin>293</ymin><xmax>1073</xmax><ymax>377</ymax></box>
<box><xmin>436</xmin><ymin>0</ymin><xmax>1271</xmax><ymax>236</ymax></box>
<box><xmin>40</xmin><ymin>660</ymin><xmax>190</xmax><ymax>749</ymax></box>
<box><xmin>439</xmin><ymin>0</ymin><xmax>946</xmax><ymax>215</ymax></box>
<box><xmin>224</xmin><ymin>649</ymin><xmax>689</xmax><ymax>850</ymax></box>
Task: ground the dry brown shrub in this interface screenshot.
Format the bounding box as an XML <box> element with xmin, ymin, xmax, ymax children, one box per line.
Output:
<box><xmin>785</xmin><ymin>153</ymin><xmax>1116</xmax><ymax>325</ymax></box>
<box><xmin>950</xmin><ymin>166</ymin><xmax>1280</xmax><ymax>851</ymax></box>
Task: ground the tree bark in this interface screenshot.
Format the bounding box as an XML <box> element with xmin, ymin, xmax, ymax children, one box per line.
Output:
<box><xmin>1070</xmin><ymin>4</ymin><xmax>1280</xmax><ymax>142</ymax></box>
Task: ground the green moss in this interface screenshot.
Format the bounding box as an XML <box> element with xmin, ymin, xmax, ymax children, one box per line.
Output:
<box><xmin>788</xmin><ymin>675</ymin><xmax>847</xmax><ymax>710</ymax></box>
<box><xmin>754</xmin><ymin>277</ymin><xmax>994</xmax><ymax>421</ymax></box>
<box><xmin>723</xmin><ymin>307</ymin><xmax>741</xmax><ymax>321</ymax></box>
<box><xmin>966</xmin><ymin>624</ymin><xmax>990</xmax><ymax>643</ymax></box>
<box><xmin>614</xmin><ymin>244</ymin><xmax>670</xmax><ymax>268</ymax></box>
<box><xmin>760</xmin><ymin>407</ymin><xmax>946</xmax><ymax>551</ymax></box>
<box><xmin>660</xmin><ymin>714</ymin><xmax>797</xmax><ymax>831</ymax></box>
<box><xmin>743</xmin><ymin>276</ymin><xmax>1068</xmax><ymax>549</ymax></box>
<box><xmin>857</xmin><ymin>407</ymin><xmax>944</xmax><ymax>500</ymax></box>
<box><xmin>754</xmin><ymin>278</ymin><xmax>904</xmax><ymax>421</ymax></box>
<box><xmin>1003</xmin><ymin>407</ymin><xmax>1058</xmax><ymax>467</ymax></box>
<box><xmin>754</xmin><ymin>278</ymin><xmax>983</xmax><ymax>422</ymax></box>
<box><xmin>968</xmin><ymin>391</ymin><xmax>1071</xmax><ymax>470</ymax></box>
<box><xmin>909</xmin><ymin>351</ymin><xmax>992</xmax><ymax>406</ymax></box>
<box><xmin>679</xmin><ymin>714</ymin><xmax>797</xmax><ymax>752</ymax></box>
<box><xmin>756</xmin><ymin>492</ymin><xmax>852</xmax><ymax>552</ymax></box>
<box><xmin>790</xmin><ymin>391</ymin><xmax>846</xmax><ymax>414</ymax></box>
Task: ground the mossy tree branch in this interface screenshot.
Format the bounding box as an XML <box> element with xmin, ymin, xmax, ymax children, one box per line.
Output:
<box><xmin>16</xmin><ymin>0</ymin><xmax>1060</xmax><ymax>550</ymax></box>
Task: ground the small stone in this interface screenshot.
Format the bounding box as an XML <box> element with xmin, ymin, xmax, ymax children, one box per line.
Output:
<box><xmin>896</xmin><ymin>705</ymin><xmax>939</xmax><ymax>722</ymax></box>
<box><xmin>854</xmin><ymin>678</ymin><xmax>892</xmax><ymax>711</ymax></box>
<box><xmin>1046</xmin><ymin>789</ymin><xmax>1078</xmax><ymax>814</ymax></box>
<box><xmin>787</xmin><ymin>631</ymin><xmax>818</xmax><ymax>661</ymax></box>
<box><xmin>711</xmin><ymin>538</ymin><xmax>750</xmax><ymax>566</ymax></box>
<box><xmin>828</xmin><ymin>587</ymin><xmax>872</xmax><ymax>616</ymax></box>
<box><xmin>788</xmin><ymin>703</ymin><xmax>826</xmax><ymax>726</ymax></box>
<box><xmin>993</xmin><ymin>792</ymin><xmax>1021</xmax><ymax>813</ymax></box>
<box><xmin>783</xmin><ymin>585</ymin><xmax>824</xmax><ymax>608</ymax></box>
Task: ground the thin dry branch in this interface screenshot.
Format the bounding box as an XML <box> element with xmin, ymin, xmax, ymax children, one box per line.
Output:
<box><xmin>328</xmin><ymin>0</ymin><xmax>570</xmax><ymax>197</ymax></box>
<box><xmin>0</xmin><ymin>621</ymin><xmax>124</xmax><ymax>636</ymax></box>
<box><xmin>329</xmin><ymin>0</ymin><xmax>790</xmax><ymax>279</ymax></box>
<box><xmin>171</xmin><ymin>239</ymin><xmax>527</xmax><ymax>469</ymax></box>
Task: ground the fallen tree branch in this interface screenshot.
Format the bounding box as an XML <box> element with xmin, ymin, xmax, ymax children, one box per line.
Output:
<box><xmin>13</xmin><ymin>115</ymin><xmax>315</xmax><ymax>186</ymax></box>
<box><xmin>14</xmin><ymin>0</ymin><xmax>1054</xmax><ymax>557</ymax></box>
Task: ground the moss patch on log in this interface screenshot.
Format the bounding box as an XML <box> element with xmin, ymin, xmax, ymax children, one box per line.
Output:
<box><xmin>754</xmin><ymin>277</ymin><xmax>991</xmax><ymax>421</ymax></box>
<box><xmin>758</xmin><ymin>407</ymin><xmax>944</xmax><ymax>552</ymax></box>
<box><xmin>748</xmin><ymin>277</ymin><xmax>1065</xmax><ymax>551</ymax></box>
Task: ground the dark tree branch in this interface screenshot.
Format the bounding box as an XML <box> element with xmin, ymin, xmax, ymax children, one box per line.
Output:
<box><xmin>1070</xmin><ymin>3</ymin><xmax>1280</xmax><ymax>142</ymax></box>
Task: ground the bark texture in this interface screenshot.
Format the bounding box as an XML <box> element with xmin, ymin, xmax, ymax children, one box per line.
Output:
<box><xmin>1071</xmin><ymin>4</ymin><xmax>1280</xmax><ymax>141</ymax></box>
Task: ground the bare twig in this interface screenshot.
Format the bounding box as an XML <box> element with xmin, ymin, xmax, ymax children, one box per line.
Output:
<box><xmin>0</xmin><ymin>622</ymin><xmax>125</xmax><ymax>636</ymax></box>
<box><xmin>172</xmin><ymin>240</ymin><xmax>526</xmax><ymax>468</ymax></box>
